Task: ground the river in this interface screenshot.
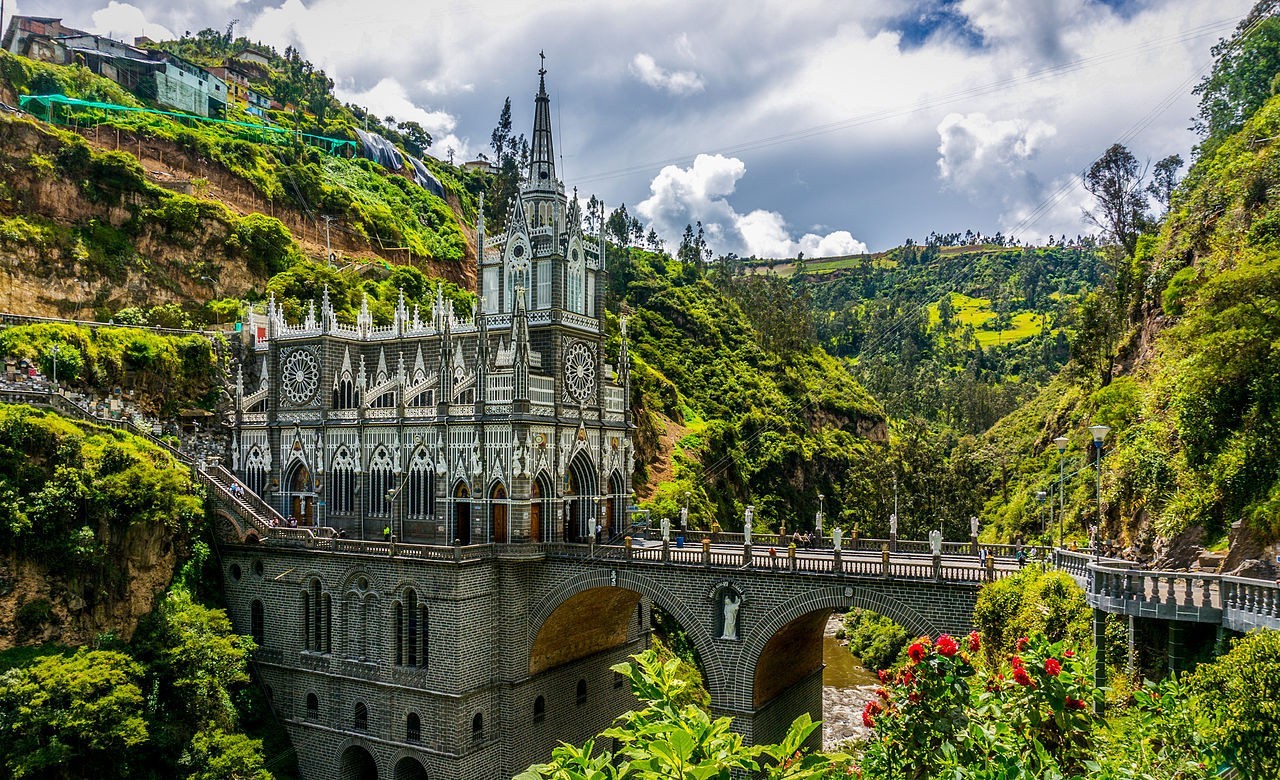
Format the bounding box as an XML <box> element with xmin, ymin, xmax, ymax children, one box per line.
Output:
<box><xmin>821</xmin><ymin>614</ymin><xmax>880</xmax><ymax>751</ymax></box>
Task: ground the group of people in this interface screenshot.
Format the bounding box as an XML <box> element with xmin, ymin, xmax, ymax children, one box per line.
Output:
<box><xmin>790</xmin><ymin>529</ymin><xmax>821</xmax><ymax>549</ymax></box>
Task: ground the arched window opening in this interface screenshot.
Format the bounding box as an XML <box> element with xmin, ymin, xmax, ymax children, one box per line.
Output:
<box><xmin>301</xmin><ymin>590</ymin><xmax>312</xmax><ymax>650</ymax></box>
<box><xmin>420</xmin><ymin>604</ymin><xmax>428</xmax><ymax>669</ymax></box>
<box><xmin>393</xmin><ymin>601</ymin><xmax>404</xmax><ymax>666</ymax></box>
<box><xmin>244</xmin><ymin>446</ymin><xmax>266</xmax><ymax>497</ymax></box>
<box><xmin>576</xmin><ymin>678</ymin><xmax>587</xmax><ymax>706</ymax></box>
<box><xmin>371</xmin><ymin>390</ymin><xmax>396</xmax><ymax>409</ymax></box>
<box><xmin>333</xmin><ymin>375</ymin><xmax>357</xmax><ymax>409</ymax></box>
<box><xmin>471</xmin><ymin>712</ymin><xmax>484</xmax><ymax>743</ymax></box>
<box><xmin>406</xmin><ymin>450</ymin><xmax>435</xmax><ymax>520</ymax></box>
<box><xmin>322</xmin><ymin>593</ymin><xmax>332</xmax><ymax>653</ymax></box>
<box><xmin>406</xmin><ymin>712</ymin><xmax>421</xmax><ymax>743</ymax></box>
<box><xmin>330</xmin><ymin>447</ymin><xmax>356</xmax><ymax>514</ymax></box>
<box><xmin>306</xmin><ymin>693</ymin><xmax>318</xmax><ymax>719</ymax></box>
<box><xmin>533</xmin><ymin>695</ymin><xmax>545</xmax><ymax>723</ymax></box>
<box><xmin>354</xmin><ymin>702</ymin><xmax>368</xmax><ymax>732</ymax></box>
<box><xmin>405</xmin><ymin>589</ymin><xmax>418</xmax><ymax>667</ymax></box>
<box><xmin>250</xmin><ymin>600</ymin><xmax>264</xmax><ymax>647</ymax></box>
<box><xmin>367</xmin><ymin>447</ymin><xmax>393</xmax><ymax>517</ymax></box>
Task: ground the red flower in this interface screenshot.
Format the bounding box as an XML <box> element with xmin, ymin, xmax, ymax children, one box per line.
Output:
<box><xmin>1013</xmin><ymin>666</ymin><xmax>1033</xmax><ymax>687</ymax></box>
<box><xmin>877</xmin><ymin>669</ymin><xmax>890</xmax><ymax>683</ymax></box>
<box><xmin>908</xmin><ymin>691</ymin><xmax>922</xmax><ymax>703</ymax></box>
<box><xmin>861</xmin><ymin>700</ymin><xmax>882</xmax><ymax>728</ymax></box>
<box><xmin>1064</xmin><ymin>649</ymin><xmax>1075</xmax><ymax>658</ymax></box>
<box><xmin>936</xmin><ymin>634</ymin><xmax>958</xmax><ymax>657</ymax></box>
<box><xmin>1066</xmin><ymin>696</ymin><xmax>1087</xmax><ymax>710</ymax></box>
<box><xmin>1016</xmin><ymin>636</ymin><xmax>1030</xmax><ymax>652</ymax></box>
<box><xmin>968</xmin><ymin>631</ymin><xmax>981</xmax><ymax>652</ymax></box>
<box><xmin>1044</xmin><ymin>658</ymin><xmax>1062</xmax><ymax>676</ymax></box>
<box><xmin>907</xmin><ymin>642</ymin><xmax>927</xmax><ymax>662</ymax></box>
<box><xmin>900</xmin><ymin>669</ymin><xmax>915</xmax><ymax>686</ymax></box>
<box><xmin>875</xmin><ymin>687</ymin><xmax>890</xmax><ymax>701</ymax></box>
<box><xmin>1010</xmin><ymin>656</ymin><xmax>1024</xmax><ymax>670</ymax></box>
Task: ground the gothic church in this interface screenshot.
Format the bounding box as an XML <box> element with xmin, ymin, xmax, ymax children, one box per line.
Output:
<box><xmin>232</xmin><ymin>65</ymin><xmax>634</xmax><ymax>546</ymax></box>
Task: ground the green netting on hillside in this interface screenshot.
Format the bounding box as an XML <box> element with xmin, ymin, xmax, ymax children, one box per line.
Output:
<box><xmin>17</xmin><ymin>94</ymin><xmax>356</xmax><ymax>155</ymax></box>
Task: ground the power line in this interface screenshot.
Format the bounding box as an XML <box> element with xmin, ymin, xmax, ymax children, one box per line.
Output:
<box><xmin>692</xmin><ymin>12</ymin><xmax>1262</xmax><ymax>490</ymax></box>
<box><xmin>572</xmin><ymin>17</ymin><xmax>1237</xmax><ymax>187</ymax></box>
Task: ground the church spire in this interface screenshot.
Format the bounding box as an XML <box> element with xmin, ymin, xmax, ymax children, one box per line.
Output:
<box><xmin>528</xmin><ymin>51</ymin><xmax>556</xmax><ymax>190</ymax></box>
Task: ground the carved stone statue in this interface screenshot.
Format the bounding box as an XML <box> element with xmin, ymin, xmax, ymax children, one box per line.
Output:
<box><xmin>929</xmin><ymin>529</ymin><xmax>943</xmax><ymax>556</ymax></box>
<box><xmin>743</xmin><ymin>505</ymin><xmax>754</xmax><ymax>546</ymax></box>
<box><xmin>680</xmin><ymin>506</ymin><xmax>688</xmax><ymax>530</ymax></box>
<box><xmin>660</xmin><ymin>517</ymin><xmax>670</xmax><ymax>542</ymax></box>
<box><xmin>970</xmin><ymin>515</ymin><xmax>980</xmax><ymax>537</ymax></box>
<box><xmin>832</xmin><ymin>526</ymin><xmax>842</xmax><ymax>550</ymax></box>
<box><xmin>889</xmin><ymin>513</ymin><xmax>898</xmax><ymax>536</ymax></box>
<box><xmin>721</xmin><ymin>592</ymin><xmax>741</xmax><ymax>640</ymax></box>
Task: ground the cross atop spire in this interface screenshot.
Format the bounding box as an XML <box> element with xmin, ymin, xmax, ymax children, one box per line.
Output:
<box><xmin>528</xmin><ymin>53</ymin><xmax>556</xmax><ymax>191</ymax></box>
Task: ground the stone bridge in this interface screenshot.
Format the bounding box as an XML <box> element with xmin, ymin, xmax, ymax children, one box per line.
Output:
<box><xmin>216</xmin><ymin>532</ymin><xmax>1009</xmax><ymax>780</ymax></box>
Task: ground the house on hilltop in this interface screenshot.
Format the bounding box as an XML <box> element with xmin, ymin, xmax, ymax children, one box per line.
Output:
<box><xmin>1</xmin><ymin>15</ymin><xmax>229</xmax><ymax>118</ymax></box>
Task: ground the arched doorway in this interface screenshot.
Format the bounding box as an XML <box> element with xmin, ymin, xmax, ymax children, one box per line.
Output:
<box><xmin>284</xmin><ymin>460</ymin><xmax>315</xmax><ymax>526</ymax></box>
<box><xmin>565</xmin><ymin>451</ymin><xmax>598</xmax><ymax>542</ymax></box>
<box><xmin>530</xmin><ymin>476</ymin><xmax>543</xmax><ymax>542</ymax></box>
<box><xmin>490</xmin><ymin>482</ymin><xmax>508</xmax><ymax>543</ymax></box>
<box><xmin>339</xmin><ymin>744</ymin><xmax>378</xmax><ymax>780</ymax></box>
<box><xmin>393</xmin><ymin>756</ymin><xmax>428</xmax><ymax>780</ymax></box>
<box><xmin>453</xmin><ymin>482</ymin><xmax>471</xmax><ymax>545</ymax></box>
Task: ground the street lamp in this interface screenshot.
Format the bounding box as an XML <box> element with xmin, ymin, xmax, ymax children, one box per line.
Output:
<box><xmin>50</xmin><ymin>345</ymin><xmax>59</xmax><ymax>390</ymax></box>
<box><xmin>1053</xmin><ymin>435</ymin><xmax>1069</xmax><ymax>548</ymax></box>
<box><xmin>816</xmin><ymin>493</ymin><xmax>824</xmax><ymax>535</ymax></box>
<box><xmin>1088</xmin><ymin>424</ymin><xmax>1110</xmax><ymax>559</ymax></box>
<box><xmin>1036</xmin><ymin>490</ymin><xmax>1047</xmax><ymax>537</ymax></box>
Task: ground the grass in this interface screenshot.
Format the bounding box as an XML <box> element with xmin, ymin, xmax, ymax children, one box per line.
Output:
<box><xmin>927</xmin><ymin>292</ymin><xmax>1053</xmax><ymax>347</ymax></box>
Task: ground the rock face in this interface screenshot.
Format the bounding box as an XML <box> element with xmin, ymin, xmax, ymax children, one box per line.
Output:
<box><xmin>0</xmin><ymin>521</ymin><xmax>179</xmax><ymax>651</ymax></box>
<box><xmin>1151</xmin><ymin>525</ymin><xmax>1206</xmax><ymax>570</ymax></box>
<box><xmin>1222</xmin><ymin>520</ymin><xmax>1275</xmax><ymax>578</ymax></box>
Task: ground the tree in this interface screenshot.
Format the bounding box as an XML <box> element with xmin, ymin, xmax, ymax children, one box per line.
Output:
<box><xmin>0</xmin><ymin>649</ymin><xmax>148</xmax><ymax>779</ymax></box>
<box><xmin>1192</xmin><ymin>1</ymin><xmax>1280</xmax><ymax>151</ymax></box>
<box><xmin>397</xmin><ymin>120</ymin><xmax>433</xmax><ymax>157</ymax></box>
<box><xmin>606</xmin><ymin>205</ymin><xmax>632</xmax><ymax>246</ymax></box>
<box><xmin>1082</xmin><ymin>143</ymin><xmax>1149</xmax><ymax>257</ymax></box>
<box><xmin>490</xmin><ymin>97</ymin><xmax>513</xmax><ymax>162</ymax></box>
<box><xmin>1146</xmin><ymin>153</ymin><xmax>1184</xmax><ymax>213</ymax></box>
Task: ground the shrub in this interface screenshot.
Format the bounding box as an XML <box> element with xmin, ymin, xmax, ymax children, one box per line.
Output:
<box><xmin>843</xmin><ymin>608</ymin><xmax>909</xmax><ymax>670</ymax></box>
<box><xmin>973</xmin><ymin>565</ymin><xmax>1091</xmax><ymax>662</ymax></box>
<box><xmin>1188</xmin><ymin>629</ymin><xmax>1280</xmax><ymax>778</ymax></box>
<box><xmin>230</xmin><ymin>213</ymin><xmax>300</xmax><ymax>277</ymax></box>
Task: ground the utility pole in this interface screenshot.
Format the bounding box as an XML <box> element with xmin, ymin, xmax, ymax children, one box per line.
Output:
<box><xmin>322</xmin><ymin>215</ymin><xmax>334</xmax><ymax>266</ymax></box>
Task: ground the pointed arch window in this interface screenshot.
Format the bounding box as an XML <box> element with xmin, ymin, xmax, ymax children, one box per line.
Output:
<box><xmin>330</xmin><ymin>447</ymin><xmax>356</xmax><ymax>514</ymax></box>
<box><xmin>244</xmin><ymin>447</ymin><xmax>266</xmax><ymax>497</ymax></box>
<box><xmin>333</xmin><ymin>371</ymin><xmax>357</xmax><ymax>410</ymax></box>
<box><xmin>535</xmin><ymin>260</ymin><xmax>552</xmax><ymax>309</ymax></box>
<box><xmin>367</xmin><ymin>447</ymin><xmax>393</xmax><ymax>517</ymax></box>
<box><xmin>406</xmin><ymin>449</ymin><xmax>435</xmax><ymax>520</ymax></box>
<box><xmin>567</xmin><ymin>254</ymin><xmax>585</xmax><ymax>314</ymax></box>
<box><xmin>354</xmin><ymin>702</ymin><xmax>368</xmax><ymax>732</ymax></box>
<box><xmin>408</xmin><ymin>389</ymin><xmax>435</xmax><ymax>408</ymax></box>
<box><xmin>371</xmin><ymin>390</ymin><xmax>396</xmax><ymax>409</ymax></box>
<box><xmin>406</xmin><ymin>712</ymin><xmax>421</xmax><ymax>743</ymax></box>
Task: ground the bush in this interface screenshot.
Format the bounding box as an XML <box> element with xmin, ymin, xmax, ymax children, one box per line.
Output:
<box><xmin>230</xmin><ymin>213</ymin><xmax>300</xmax><ymax>277</ymax></box>
<box><xmin>843</xmin><ymin>609</ymin><xmax>909</xmax><ymax>670</ymax></box>
<box><xmin>1188</xmin><ymin>629</ymin><xmax>1280</xmax><ymax>778</ymax></box>
<box><xmin>973</xmin><ymin>565</ymin><xmax>1091</xmax><ymax>662</ymax></box>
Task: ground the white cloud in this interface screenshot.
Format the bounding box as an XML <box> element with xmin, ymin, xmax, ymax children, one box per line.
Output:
<box><xmin>342</xmin><ymin>77</ymin><xmax>469</xmax><ymax>161</ymax></box>
<box><xmin>630</xmin><ymin>53</ymin><xmax>705</xmax><ymax>96</ymax></box>
<box><xmin>88</xmin><ymin>1</ymin><xmax>175</xmax><ymax>42</ymax></box>
<box><xmin>637</xmin><ymin>153</ymin><xmax>866</xmax><ymax>258</ymax></box>
<box><xmin>936</xmin><ymin>112</ymin><xmax>1056</xmax><ymax>195</ymax></box>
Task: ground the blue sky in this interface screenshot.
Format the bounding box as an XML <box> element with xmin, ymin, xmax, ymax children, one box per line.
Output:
<box><xmin>20</xmin><ymin>0</ymin><xmax>1255</xmax><ymax>256</ymax></box>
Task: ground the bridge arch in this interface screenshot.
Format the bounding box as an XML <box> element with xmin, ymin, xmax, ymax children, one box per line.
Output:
<box><xmin>528</xmin><ymin>568</ymin><xmax>724</xmax><ymax>699</ymax></box>
<box><xmin>337</xmin><ymin>740</ymin><xmax>379</xmax><ymax>780</ymax></box>
<box><xmin>736</xmin><ymin>586</ymin><xmax>939</xmax><ymax>712</ymax></box>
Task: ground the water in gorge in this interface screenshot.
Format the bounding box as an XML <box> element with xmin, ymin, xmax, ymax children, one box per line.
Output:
<box><xmin>822</xmin><ymin>614</ymin><xmax>880</xmax><ymax>751</ymax></box>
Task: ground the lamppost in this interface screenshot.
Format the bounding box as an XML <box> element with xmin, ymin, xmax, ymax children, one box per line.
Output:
<box><xmin>1054</xmin><ymin>435</ymin><xmax>1069</xmax><ymax>548</ymax></box>
<box><xmin>50</xmin><ymin>345</ymin><xmax>59</xmax><ymax>390</ymax></box>
<box><xmin>816</xmin><ymin>493</ymin><xmax>824</xmax><ymax>535</ymax></box>
<box><xmin>1036</xmin><ymin>490</ymin><xmax>1047</xmax><ymax>538</ymax></box>
<box><xmin>1088</xmin><ymin>424</ymin><xmax>1110</xmax><ymax>560</ymax></box>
